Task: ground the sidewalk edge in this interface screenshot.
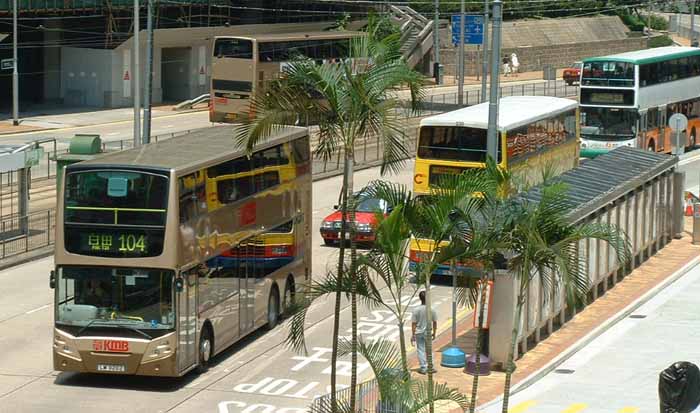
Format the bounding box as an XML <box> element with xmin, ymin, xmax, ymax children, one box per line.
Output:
<box><xmin>478</xmin><ymin>253</ymin><xmax>700</xmax><ymax>410</ymax></box>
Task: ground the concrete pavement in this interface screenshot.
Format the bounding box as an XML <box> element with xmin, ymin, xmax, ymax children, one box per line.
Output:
<box><xmin>427</xmin><ymin>192</ymin><xmax>700</xmax><ymax>411</ymax></box>
<box><xmin>0</xmin><ymin>159</ymin><xmax>473</xmax><ymax>413</ymax></box>
<box><xmin>479</xmin><ymin>252</ymin><xmax>700</xmax><ymax>413</ymax></box>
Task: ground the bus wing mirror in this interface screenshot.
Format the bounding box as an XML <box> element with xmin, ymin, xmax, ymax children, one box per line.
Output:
<box><xmin>175</xmin><ymin>278</ymin><xmax>184</xmax><ymax>292</ymax></box>
<box><xmin>49</xmin><ymin>270</ymin><xmax>56</xmax><ymax>289</ymax></box>
<box><xmin>333</xmin><ymin>205</ymin><xmax>339</xmax><ymax>210</ymax></box>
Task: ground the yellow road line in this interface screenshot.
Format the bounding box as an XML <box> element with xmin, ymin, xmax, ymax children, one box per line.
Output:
<box><xmin>618</xmin><ymin>408</ymin><xmax>638</xmax><ymax>413</ymax></box>
<box><xmin>508</xmin><ymin>400</ymin><xmax>537</xmax><ymax>413</ymax></box>
<box><xmin>562</xmin><ymin>403</ymin><xmax>587</xmax><ymax>413</ymax></box>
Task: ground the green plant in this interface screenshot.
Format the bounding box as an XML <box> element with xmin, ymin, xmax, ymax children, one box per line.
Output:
<box><xmin>236</xmin><ymin>33</ymin><xmax>424</xmax><ymax>411</ymax></box>
<box><xmin>639</xmin><ymin>13</ymin><xmax>669</xmax><ymax>30</ymax></box>
<box><xmin>649</xmin><ymin>35</ymin><xmax>674</xmax><ymax>48</ymax></box>
<box><xmin>618</xmin><ymin>13</ymin><xmax>646</xmax><ymax>32</ymax></box>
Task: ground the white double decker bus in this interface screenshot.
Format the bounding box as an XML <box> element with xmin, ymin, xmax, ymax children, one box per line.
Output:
<box><xmin>579</xmin><ymin>46</ymin><xmax>700</xmax><ymax>157</ymax></box>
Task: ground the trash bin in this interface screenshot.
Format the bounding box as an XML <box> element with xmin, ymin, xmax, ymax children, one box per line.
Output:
<box><xmin>543</xmin><ymin>65</ymin><xmax>556</xmax><ymax>81</ymax></box>
<box><xmin>54</xmin><ymin>134</ymin><xmax>103</xmax><ymax>187</ymax></box>
<box><xmin>659</xmin><ymin>361</ymin><xmax>700</xmax><ymax>413</ymax></box>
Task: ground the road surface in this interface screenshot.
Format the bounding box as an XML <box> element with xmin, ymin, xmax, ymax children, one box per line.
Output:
<box><xmin>0</xmin><ymin>160</ymin><xmax>467</xmax><ymax>413</ymax></box>
<box><xmin>480</xmin><ymin>261</ymin><xmax>700</xmax><ymax>413</ymax></box>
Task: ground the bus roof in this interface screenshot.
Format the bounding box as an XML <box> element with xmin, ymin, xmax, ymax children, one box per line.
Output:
<box><xmin>583</xmin><ymin>46</ymin><xmax>700</xmax><ymax>65</ymax></box>
<box><xmin>74</xmin><ymin>126</ymin><xmax>307</xmax><ymax>175</ymax></box>
<box><xmin>420</xmin><ymin>96</ymin><xmax>577</xmax><ymax>131</ymax></box>
<box><xmin>215</xmin><ymin>31</ymin><xmax>365</xmax><ymax>42</ymax></box>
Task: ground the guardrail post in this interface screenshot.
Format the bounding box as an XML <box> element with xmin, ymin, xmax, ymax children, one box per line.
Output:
<box><xmin>47</xmin><ymin>210</ymin><xmax>51</xmax><ymax>246</ymax></box>
<box><xmin>1</xmin><ymin>221</ymin><xmax>4</xmax><ymax>258</ymax></box>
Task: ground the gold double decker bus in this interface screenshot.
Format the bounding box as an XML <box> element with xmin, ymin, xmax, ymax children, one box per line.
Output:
<box><xmin>410</xmin><ymin>96</ymin><xmax>580</xmax><ymax>276</ymax></box>
<box><xmin>51</xmin><ymin>126</ymin><xmax>312</xmax><ymax>376</ymax></box>
<box><xmin>210</xmin><ymin>31</ymin><xmax>364</xmax><ymax>123</ymax></box>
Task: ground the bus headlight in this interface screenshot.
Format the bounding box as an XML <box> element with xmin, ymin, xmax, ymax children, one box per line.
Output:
<box><xmin>146</xmin><ymin>339</ymin><xmax>173</xmax><ymax>361</ymax></box>
<box><xmin>54</xmin><ymin>335</ymin><xmax>81</xmax><ymax>361</ymax></box>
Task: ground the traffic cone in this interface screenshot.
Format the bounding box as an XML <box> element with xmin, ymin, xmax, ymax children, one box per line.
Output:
<box><xmin>685</xmin><ymin>198</ymin><xmax>694</xmax><ymax>217</ymax></box>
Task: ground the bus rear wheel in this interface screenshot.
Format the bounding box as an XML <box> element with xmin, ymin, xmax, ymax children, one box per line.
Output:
<box><xmin>283</xmin><ymin>279</ymin><xmax>295</xmax><ymax>316</ymax></box>
<box><xmin>267</xmin><ymin>289</ymin><xmax>280</xmax><ymax>330</ymax></box>
<box><xmin>196</xmin><ymin>327</ymin><xmax>212</xmax><ymax>374</ymax></box>
<box><xmin>647</xmin><ymin>141</ymin><xmax>655</xmax><ymax>152</ymax></box>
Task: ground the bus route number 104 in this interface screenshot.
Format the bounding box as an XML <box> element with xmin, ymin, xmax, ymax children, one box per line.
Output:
<box><xmin>88</xmin><ymin>233</ymin><xmax>147</xmax><ymax>253</ymax></box>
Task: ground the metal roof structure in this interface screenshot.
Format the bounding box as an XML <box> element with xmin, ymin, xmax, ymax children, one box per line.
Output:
<box><xmin>73</xmin><ymin>125</ymin><xmax>306</xmax><ymax>175</ymax></box>
<box><xmin>420</xmin><ymin>96</ymin><xmax>577</xmax><ymax>131</ymax></box>
<box><xmin>583</xmin><ymin>46</ymin><xmax>700</xmax><ymax>65</ymax></box>
<box><xmin>521</xmin><ymin>146</ymin><xmax>677</xmax><ymax>224</ymax></box>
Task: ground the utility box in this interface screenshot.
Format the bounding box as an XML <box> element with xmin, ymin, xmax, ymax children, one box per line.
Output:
<box><xmin>55</xmin><ymin>134</ymin><xmax>103</xmax><ymax>188</ymax></box>
<box><xmin>543</xmin><ymin>65</ymin><xmax>557</xmax><ymax>80</ymax></box>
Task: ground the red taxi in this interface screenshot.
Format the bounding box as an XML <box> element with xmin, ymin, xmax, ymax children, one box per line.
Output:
<box><xmin>320</xmin><ymin>195</ymin><xmax>390</xmax><ymax>246</ymax></box>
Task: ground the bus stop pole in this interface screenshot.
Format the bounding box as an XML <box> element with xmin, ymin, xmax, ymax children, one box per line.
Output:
<box><xmin>486</xmin><ymin>0</ymin><xmax>502</xmax><ymax>161</ymax></box>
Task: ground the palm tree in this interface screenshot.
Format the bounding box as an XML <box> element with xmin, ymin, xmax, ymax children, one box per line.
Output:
<box><xmin>499</xmin><ymin>182</ymin><xmax>631</xmax><ymax>413</ymax></box>
<box><xmin>365</xmin><ymin>172</ymin><xmax>493</xmax><ymax>413</ymax></box>
<box><xmin>235</xmin><ymin>29</ymin><xmax>424</xmax><ymax>410</ymax></box>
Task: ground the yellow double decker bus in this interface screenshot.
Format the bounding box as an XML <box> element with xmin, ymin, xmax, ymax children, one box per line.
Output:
<box><xmin>410</xmin><ymin>96</ymin><xmax>580</xmax><ymax>275</ymax></box>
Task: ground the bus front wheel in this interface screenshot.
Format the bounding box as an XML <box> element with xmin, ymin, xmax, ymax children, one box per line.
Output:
<box><xmin>196</xmin><ymin>326</ymin><xmax>213</xmax><ymax>374</ymax></box>
<box><xmin>267</xmin><ymin>289</ymin><xmax>280</xmax><ymax>330</ymax></box>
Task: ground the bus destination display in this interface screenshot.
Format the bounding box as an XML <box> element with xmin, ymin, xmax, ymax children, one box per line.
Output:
<box><xmin>64</xmin><ymin>227</ymin><xmax>164</xmax><ymax>258</ymax></box>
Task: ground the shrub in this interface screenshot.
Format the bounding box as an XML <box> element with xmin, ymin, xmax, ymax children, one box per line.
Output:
<box><xmin>649</xmin><ymin>35</ymin><xmax>674</xmax><ymax>48</ymax></box>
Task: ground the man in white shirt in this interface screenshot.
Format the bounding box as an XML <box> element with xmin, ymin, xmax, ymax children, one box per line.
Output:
<box><xmin>411</xmin><ymin>290</ymin><xmax>437</xmax><ymax>374</ymax></box>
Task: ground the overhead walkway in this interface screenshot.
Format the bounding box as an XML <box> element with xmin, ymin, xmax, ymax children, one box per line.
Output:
<box><xmin>390</xmin><ymin>5</ymin><xmax>435</xmax><ymax>70</ymax></box>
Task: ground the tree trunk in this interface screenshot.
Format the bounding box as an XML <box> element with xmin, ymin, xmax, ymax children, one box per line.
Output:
<box><xmin>501</xmin><ymin>289</ymin><xmax>526</xmax><ymax>413</ymax></box>
<box><xmin>469</xmin><ymin>274</ymin><xmax>490</xmax><ymax>413</ymax></box>
<box><xmin>330</xmin><ymin>157</ymin><xmax>350</xmax><ymax>412</ymax></box>
<box><xmin>423</xmin><ymin>264</ymin><xmax>435</xmax><ymax>413</ymax></box>
<box><xmin>347</xmin><ymin>152</ymin><xmax>358</xmax><ymax>412</ymax></box>
<box><xmin>398</xmin><ymin>320</ymin><xmax>409</xmax><ymax>376</ymax></box>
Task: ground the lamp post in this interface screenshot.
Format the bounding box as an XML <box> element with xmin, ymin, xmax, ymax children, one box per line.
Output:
<box><xmin>486</xmin><ymin>0</ymin><xmax>502</xmax><ymax>161</ymax></box>
<box><xmin>12</xmin><ymin>0</ymin><xmax>19</xmax><ymax>126</ymax></box>
<box><xmin>133</xmin><ymin>0</ymin><xmax>141</xmax><ymax>148</ymax></box>
<box><xmin>480</xmin><ymin>0</ymin><xmax>489</xmax><ymax>103</ymax></box>
<box><xmin>433</xmin><ymin>0</ymin><xmax>441</xmax><ymax>84</ymax></box>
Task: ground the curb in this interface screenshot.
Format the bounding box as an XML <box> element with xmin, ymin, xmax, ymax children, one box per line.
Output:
<box><xmin>478</xmin><ymin>253</ymin><xmax>700</xmax><ymax>410</ymax></box>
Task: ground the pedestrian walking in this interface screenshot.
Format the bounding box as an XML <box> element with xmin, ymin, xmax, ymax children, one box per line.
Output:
<box><xmin>511</xmin><ymin>52</ymin><xmax>520</xmax><ymax>77</ymax></box>
<box><xmin>502</xmin><ymin>55</ymin><xmax>511</xmax><ymax>77</ymax></box>
<box><xmin>411</xmin><ymin>290</ymin><xmax>438</xmax><ymax>374</ymax></box>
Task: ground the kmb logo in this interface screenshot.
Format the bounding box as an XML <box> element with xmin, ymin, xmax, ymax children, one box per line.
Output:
<box><xmin>92</xmin><ymin>340</ymin><xmax>129</xmax><ymax>352</ymax></box>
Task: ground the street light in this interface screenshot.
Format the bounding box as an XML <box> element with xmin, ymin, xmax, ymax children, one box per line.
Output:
<box><xmin>133</xmin><ymin>0</ymin><xmax>141</xmax><ymax>148</ymax></box>
<box><xmin>12</xmin><ymin>0</ymin><xmax>19</xmax><ymax>126</ymax></box>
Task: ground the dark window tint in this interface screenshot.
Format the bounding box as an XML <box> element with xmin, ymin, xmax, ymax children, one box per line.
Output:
<box><xmin>581</xmin><ymin>107</ymin><xmax>637</xmax><ymax>141</ymax></box>
<box><xmin>258</xmin><ymin>38</ymin><xmax>351</xmax><ymax>62</ymax></box>
<box><xmin>217</xmin><ymin>171</ymin><xmax>280</xmax><ymax>204</ymax></box>
<box><xmin>581</xmin><ymin>61</ymin><xmax>634</xmax><ymax>87</ymax></box>
<box><xmin>639</xmin><ymin>55</ymin><xmax>700</xmax><ymax>87</ymax></box>
<box><xmin>178</xmin><ymin>170</ymin><xmax>207</xmax><ymax>223</ymax></box>
<box><xmin>214</xmin><ymin>38</ymin><xmax>253</xmax><ymax>59</ymax></box>
<box><xmin>418</xmin><ymin>126</ymin><xmax>501</xmax><ymax>163</ymax></box>
<box><xmin>64</xmin><ymin>170</ymin><xmax>168</xmax><ymax>226</ymax></box>
<box><xmin>208</xmin><ymin>143</ymin><xmax>287</xmax><ymax>178</ymax></box>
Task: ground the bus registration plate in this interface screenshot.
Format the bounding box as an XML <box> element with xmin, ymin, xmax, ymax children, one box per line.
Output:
<box><xmin>97</xmin><ymin>364</ymin><xmax>126</xmax><ymax>373</ymax></box>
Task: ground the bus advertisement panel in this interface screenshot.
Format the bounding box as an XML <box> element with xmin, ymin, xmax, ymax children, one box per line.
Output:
<box><xmin>411</xmin><ymin>96</ymin><xmax>579</xmax><ymax>276</ymax></box>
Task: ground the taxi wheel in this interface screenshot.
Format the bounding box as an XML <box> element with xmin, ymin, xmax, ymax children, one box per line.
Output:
<box><xmin>323</xmin><ymin>239</ymin><xmax>335</xmax><ymax>246</ymax></box>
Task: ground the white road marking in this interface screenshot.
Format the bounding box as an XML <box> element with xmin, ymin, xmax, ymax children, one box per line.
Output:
<box><xmin>107</xmin><ymin>132</ymin><xmax>119</xmax><ymax>136</ymax></box>
<box><xmin>26</xmin><ymin>304</ymin><xmax>50</xmax><ymax>314</ymax></box>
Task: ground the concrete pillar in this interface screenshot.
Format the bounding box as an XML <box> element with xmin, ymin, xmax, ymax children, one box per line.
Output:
<box><xmin>489</xmin><ymin>269</ymin><xmax>518</xmax><ymax>367</ymax></box>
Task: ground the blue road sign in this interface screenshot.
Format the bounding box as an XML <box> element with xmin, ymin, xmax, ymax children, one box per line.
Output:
<box><xmin>451</xmin><ymin>15</ymin><xmax>484</xmax><ymax>45</ymax></box>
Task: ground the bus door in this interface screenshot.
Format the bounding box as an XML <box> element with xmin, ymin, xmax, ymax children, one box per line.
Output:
<box><xmin>177</xmin><ymin>268</ymin><xmax>198</xmax><ymax>373</ymax></box>
<box><xmin>238</xmin><ymin>242</ymin><xmax>256</xmax><ymax>334</ymax></box>
<box><xmin>638</xmin><ymin>110</ymin><xmax>647</xmax><ymax>148</ymax></box>
<box><xmin>658</xmin><ymin>105</ymin><xmax>667</xmax><ymax>151</ymax></box>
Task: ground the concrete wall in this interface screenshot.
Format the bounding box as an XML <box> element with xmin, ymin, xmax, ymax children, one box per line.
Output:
<box><xmin>59</xmin><ymin>20</ymin><xmax>361</xmax><ymax>108</ymax></box>
<box><xmin>441</xmin><ymin>37</ymin><xmax>649</xmax><ymax>77</ymax></box>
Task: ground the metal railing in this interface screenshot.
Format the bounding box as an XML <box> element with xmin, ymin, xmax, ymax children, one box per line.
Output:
<box><xmin>309</xmin><ymin>379</ymin><xmax>388</xmax><ymax>413</ymax></box>
<box><xmin>0</xmin><ymin>209</ymin><xmax>55</xmax><ymax>260</ymax></box>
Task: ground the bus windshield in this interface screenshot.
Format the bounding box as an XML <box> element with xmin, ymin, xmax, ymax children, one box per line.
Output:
<box><xmin>214</xmin><ymin>38</ymin><xmax>253</xmax><ymax>59</ymax></box>
<box><xmin>418</xmin><ymin>126</ymin><xmax>501</xmax><ymax>163</ymax></box>
<box><xmin>64</xmin><ymin>170</ymin><xmax>168</xmax><ymax>226</ymax></box>
<box><xmin>581</xmin><ymin>107</ymin><xmax>637</xmax><ymax>140</ymax></box>
<box><xmin>582</xmin><ymin>61</ymin><xmax>635</xmax><ymax>87</ymax></box>
<box><xmin>56</xmin><ymin>266</ymin><xmax>174</xmax><ymax>332</ymax></box>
